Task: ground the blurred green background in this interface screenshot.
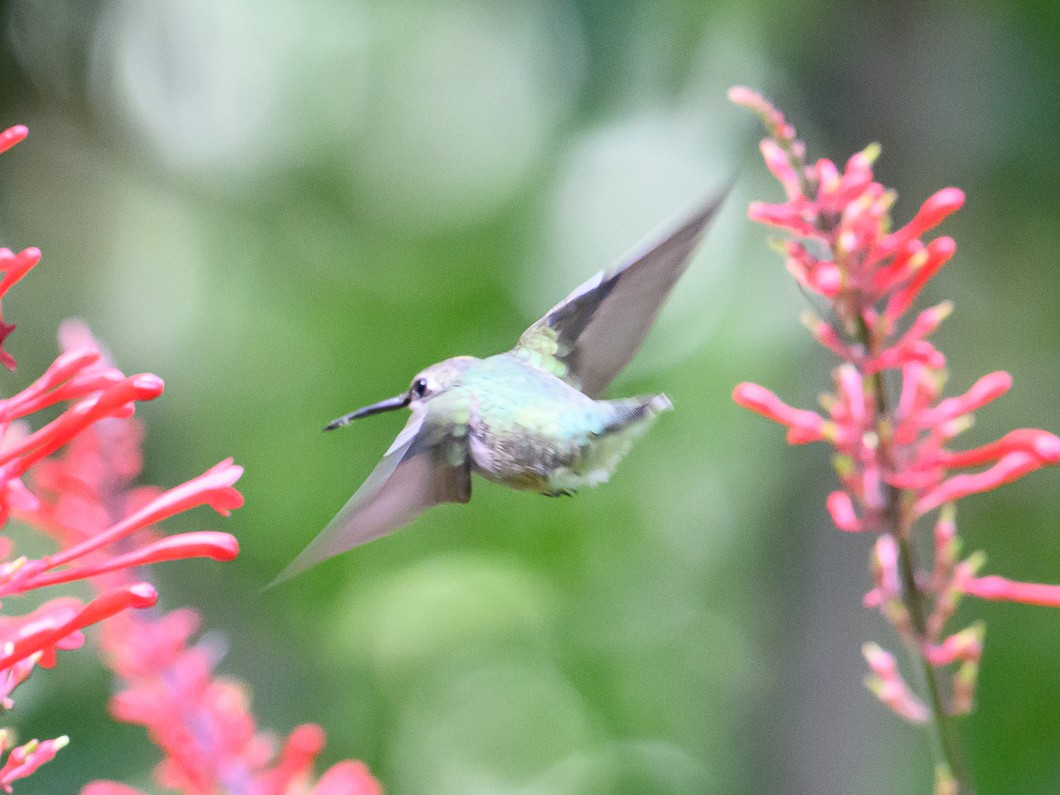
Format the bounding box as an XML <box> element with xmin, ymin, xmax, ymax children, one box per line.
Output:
<box><xmin>1</xmin><ymin>1</ymin><xmax>1058</xmax><ymax>792</ymax></box>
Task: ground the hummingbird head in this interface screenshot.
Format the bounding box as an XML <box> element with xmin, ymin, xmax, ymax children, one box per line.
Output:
<box><xmin>409</xmin><ymin>356</ymin><xmax>477</xmax><ymax>401</ymax></box>
<box><xmin>324</xmin><ymin>356</ymin><xmax>477</xmax><ymax>431</ymax></box>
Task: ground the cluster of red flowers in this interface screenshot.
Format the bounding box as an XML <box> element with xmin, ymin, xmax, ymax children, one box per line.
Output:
<box><xmin>0</xmin><ymin>126</ymin><xmax>380</xmax><ymax>793</ymax></box>
<box><xmin>92</xmin><ymin>610</ymin><xmax>380</xmax><ymax>795</ymax></box>
<box><xmin>729</xmin><ymin>88</ymin><xmax>1060</xmax><ymax>788</ymax></box>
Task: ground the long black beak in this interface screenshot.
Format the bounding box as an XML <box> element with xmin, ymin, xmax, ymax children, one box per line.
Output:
<box><xmin>324</xmin><ymin>393</ymin><xmax>410</xmax><ymax>431</ymax></box>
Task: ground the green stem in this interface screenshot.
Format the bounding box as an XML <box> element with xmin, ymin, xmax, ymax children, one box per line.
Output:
<box><xmin>858</xmin><ymin>314</ymin><xmax>973</xmax><ymax>793</ymax></box>
<box><xmin>894</xmin><ymin>512</ymin><xmax>971</xmax><ymax>791</ymax></box>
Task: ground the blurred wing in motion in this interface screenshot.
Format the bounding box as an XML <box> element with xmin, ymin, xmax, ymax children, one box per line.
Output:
<box><xmin>272</xmin><ymin>411</ymin><xmax>470</xmax><ymax>584</ymax></box>
<box><xmin>515</xmin><ymin>186</ymin><xmax>729</xmax><ymax>397</ymax></box>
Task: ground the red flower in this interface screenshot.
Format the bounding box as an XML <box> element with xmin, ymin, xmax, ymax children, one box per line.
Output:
<box><xmin>95</xmin><ymin>603</ymin><xmax>384</xmax><ymax>794</ymax></box>
<box><xmin>961</xmin><ymin>576</ymin><xmax>1060</xmax><ymax>608</ymax></box>
<box><xmin>731</xmin><ymin>88</ymin><xmax>1060</xmax><ymax>791</ymax></box>
<box><xmin>0</xmin><ymin>124</ymin><xmax>321</xmax><ymax>793</ymax></box>
<box><xmin>0</xmin><ymin>245</ymin><xmax>40</xmax><ymax>371</ymax></box>
<box><xmin>0</xmin><ymin>585</ymin><xmax>157</xmax><ymax>671</ymax></box>
<box><xmin>731</xmin><ymin>382</ymin><xmax>830</xmax><ymax>444</ymax></box>
<box><xmin>861</xmin><ymin>643</ymin><xmax>929</xmax><ymax>723</ymax></box>
<box><xmin>311</xmin><ymin>761</ymin><xmax>384</xmax><ymax>795</ymax></box>
<box><xmin>0</xmin><ymin>733</ymin><xmax>69</xmax><ymax>793</ymax></box>
<box><xmin>21</xmin><ymin>332</ymin><xmax>381</xmax><ymax>794</ymax></box>
<box><xmin>0</xmin><ymin>127</ymin><xmax>27</xmax><ymax>154</ymax></box>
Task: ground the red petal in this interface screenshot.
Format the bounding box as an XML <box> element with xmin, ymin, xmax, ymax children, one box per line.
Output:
<box><xmin>732</xmin><ymin>382</ymin><xmax>828</xmax><ymax>444</ymax></box>
<box><xmin>0</xmin><ymin>125</ymin><xmax>28</xmax><ymax>154</ymax></box>
<box><xmin>962</xmin><ymin>575</ymin><xmax>1060</xmax><ymax>607</ymax></box>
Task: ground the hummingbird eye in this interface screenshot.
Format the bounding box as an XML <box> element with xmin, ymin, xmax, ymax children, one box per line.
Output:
<box><xmin>411</xmin><ymin>377</ymin><xmax>430</xmax><ymax>398</ymax></box>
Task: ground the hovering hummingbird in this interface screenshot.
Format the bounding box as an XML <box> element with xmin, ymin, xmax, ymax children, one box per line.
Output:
<box><xmin>275</xmin><ymin>187</ymin><xmax>728</xmax><ymax>582</ymax></box>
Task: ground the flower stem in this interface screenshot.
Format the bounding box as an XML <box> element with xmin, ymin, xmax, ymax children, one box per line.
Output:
<box><xmin>894</xmin><ymin>522</ymin><xmax>971</xmax><ymax>792</ymax></box>
<box><xmin>859</xmin><ymin>314</ymin><xmax>973</xmax><ymax>793</ymax></box>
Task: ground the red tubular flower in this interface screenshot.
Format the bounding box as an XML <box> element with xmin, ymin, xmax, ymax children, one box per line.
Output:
<box><xmin>0</xmin><ymin>584</ymin><xmax>157</xmax><ymax>671</ymax></box>
<box><xmin>253</xmin><ymin>723</ymin><xmax>379</xmax><ymax>795</ymax></box>
<box><xmin>866</xmin><ymin>338</ymin><xmax>944</xmax><ymax>374</ymax></box>
<box><xmin>0</xmin><ymin>126</ymin><xmax>27</xmax><ymax>155</ymax></box>
<box><xmin>884</xmin><ymin>236</ymin><xmax>958</xmax><ymax>324</ymax></box>
<box><xmin>21</xmin><ymin>532</ymin><xmax>239</xmax><ymax>590</ymax></box>
<box><xmin>784</xmin><ymin>241</ymin><xmax>843</xmax><ymax>297</ymax></box>
<box><xmin>870</xmin><ymin>188</ymin><xmax>965</xmax><ymax>263</ymax></box>
<box><xmin>760</xmin><ymin>139</ymin><xmax>803</xmax><ymax>200</ymax></box>
<box><xmin>924</xmin><ymin>623</ymin><xmax>984</xmax><ymax>667</ymax></box>
<box><xmin>893</xmin><ymin>302</ymin><xmax>952</xmax><ymax>352</ymax></box>
<box><xmin>818</xmin><ymin>150</ymin><xmax>877</xmax><ymax>213</ymax></box>
<box><xmin>801</xmin><ymin>312</ymin><xmax>851</xmax><ymax>359</ymax></box>
<box><xmin>932</xmin><ymin>506</ymin><xmax>959</xmax><ymax>577</ymax></box>
<box><xmin>733</xmin><ymin>89</ymin><xmax>1060</xmax><ymax>789</ymax></box>
<box><xmin>0</xmin><ymin>734</ymin><xmax>69</xmax><ymax>792</ymax></box>
<box><xmin>871</xmin><ymin>239</ymin><xmax>926</xmax><ymax>294</ymax></box>
<box><xmin>731</xmin><ymin>382</ymin><xmax>830</xmax><ymax>443</ymax></box>
<box><xmin>38</xmin><ymin>458</ymin><xmax>243</xmax><ymax>572</ymax></box>
<box><xmin>961</xmin><ymin>576</ymin><xmax>1060</xmax><ymax>607</ymax></box>
<box><xmin>0</xmin><ymin>246</ymin><xmax>41</xmax><ymax>371</ymax></box>
<box><xmin>0</xmin><ymin>247</ymin><xmax>41</xmax><ymax>303</ymax></box>
<box><xmin>0</xmin><ymin>349</ymin><xmax>102</xmax><ymax>422</ymax></box>
<box><xmin>861</xmin><ymin>643</ymin><xmax>929</xmax><ymax>723</ymax></box>
<box><xmin>97</xmin><ymin>607</ymin><xmax>383</xmax><ymax>795</ymax></box>
<box><xmin>917</xmin><ymin>371</ymin><xmax>1012</xmax><ymax>428</ymax></box>
<box><xmin>915</xmin><ymin>451</ymin><xmax>1047</xmax><ymax>516</ymax></box>
<box><xmin>728</xmin><ymin>86</ymin><xmax>802</xmax><ymax>155</ymax></box>
<box><xmin>748</xmin><ymin>200</ymin><xmax>820</xmax><ymax>237</ymax></box>
<box><xmin>0</xmin><ymin>375</ymin><xmax>165</xmax><ymax>485</ymax></box>
<box><xmin>0</xmin><ymin>123</ymin><xmax>290</xmax><ymax>794</ymax></box>
<box><xmin>7</xmin><ymin>328</ymin><xmax>382</xmax><ymax>795</ymax></box>
<box><xmin>938</xmin><ymin>428</ymin><xmax>1060</xmax><ymax>469</ymax></box>
<box><xmin>826</xmin><ymin>490</ymin><xmax>862</xmax><ymax>532</ymax></box>
<box><xmin>0</xmin><ymin>323</ymin><xmax>375</xmax><ymax>795</ymax></box>
<box><xmin>0</xmin><ymin>230</ymin><xmax>42</xmax><ymax>372</ymax></box>
<box><xmin>311</xmin><ymin>761</ymin><xmax>385</xmax><ymax>795</ymax></box>
<box><xmin>0</xmin><ymin>598</ymin><xmax>89</xmax><ymax>671</ymax></box>
<box><xmin>871</xmin><ymin>535</ymin><xmax>901</xmax><ymax>599</ymax></box>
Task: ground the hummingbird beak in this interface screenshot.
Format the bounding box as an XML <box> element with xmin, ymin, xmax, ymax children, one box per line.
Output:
<box><xmin>324</xmin><ymin>393</ymin><xmax>410</xmax><ymax>431</ymax></box>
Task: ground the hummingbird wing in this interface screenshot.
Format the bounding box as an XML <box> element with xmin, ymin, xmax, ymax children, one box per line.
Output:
<box><xmin>271</xmin><ymin>409</ymin><xmax>470</xmax><ymax>584</ymax></box>
<box><xmin>515</xmin><ymin>186</ymin><xmax>728</xmax><ymax>398</ymax></box>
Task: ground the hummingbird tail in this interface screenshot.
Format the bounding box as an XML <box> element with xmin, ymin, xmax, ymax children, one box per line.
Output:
<box><xmin>598</xmin><ymin>393</ymin><xmax>672</xmax><ymax>436</ymax></box>
<box><xmin>649</xmin><ymin>393</ymin><xmax>673</xmax><ymax>412</ymax></box>
<box><xmin>542</xmin><ymin>392</ymin><xmax>672</xmax><ymax>496</ymax></box>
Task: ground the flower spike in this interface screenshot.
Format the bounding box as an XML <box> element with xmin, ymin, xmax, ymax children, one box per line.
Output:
<box><xmin>732</xmin><ymin>89</ymin><xmax>1060</xmax><ymax>792</ymax></box>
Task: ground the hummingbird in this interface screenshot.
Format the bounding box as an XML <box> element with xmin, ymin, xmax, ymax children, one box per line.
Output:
<box><xmin>275</xmin><ymin>187</ymin><xmax>728</xmax><ymax>582</ymax></box>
